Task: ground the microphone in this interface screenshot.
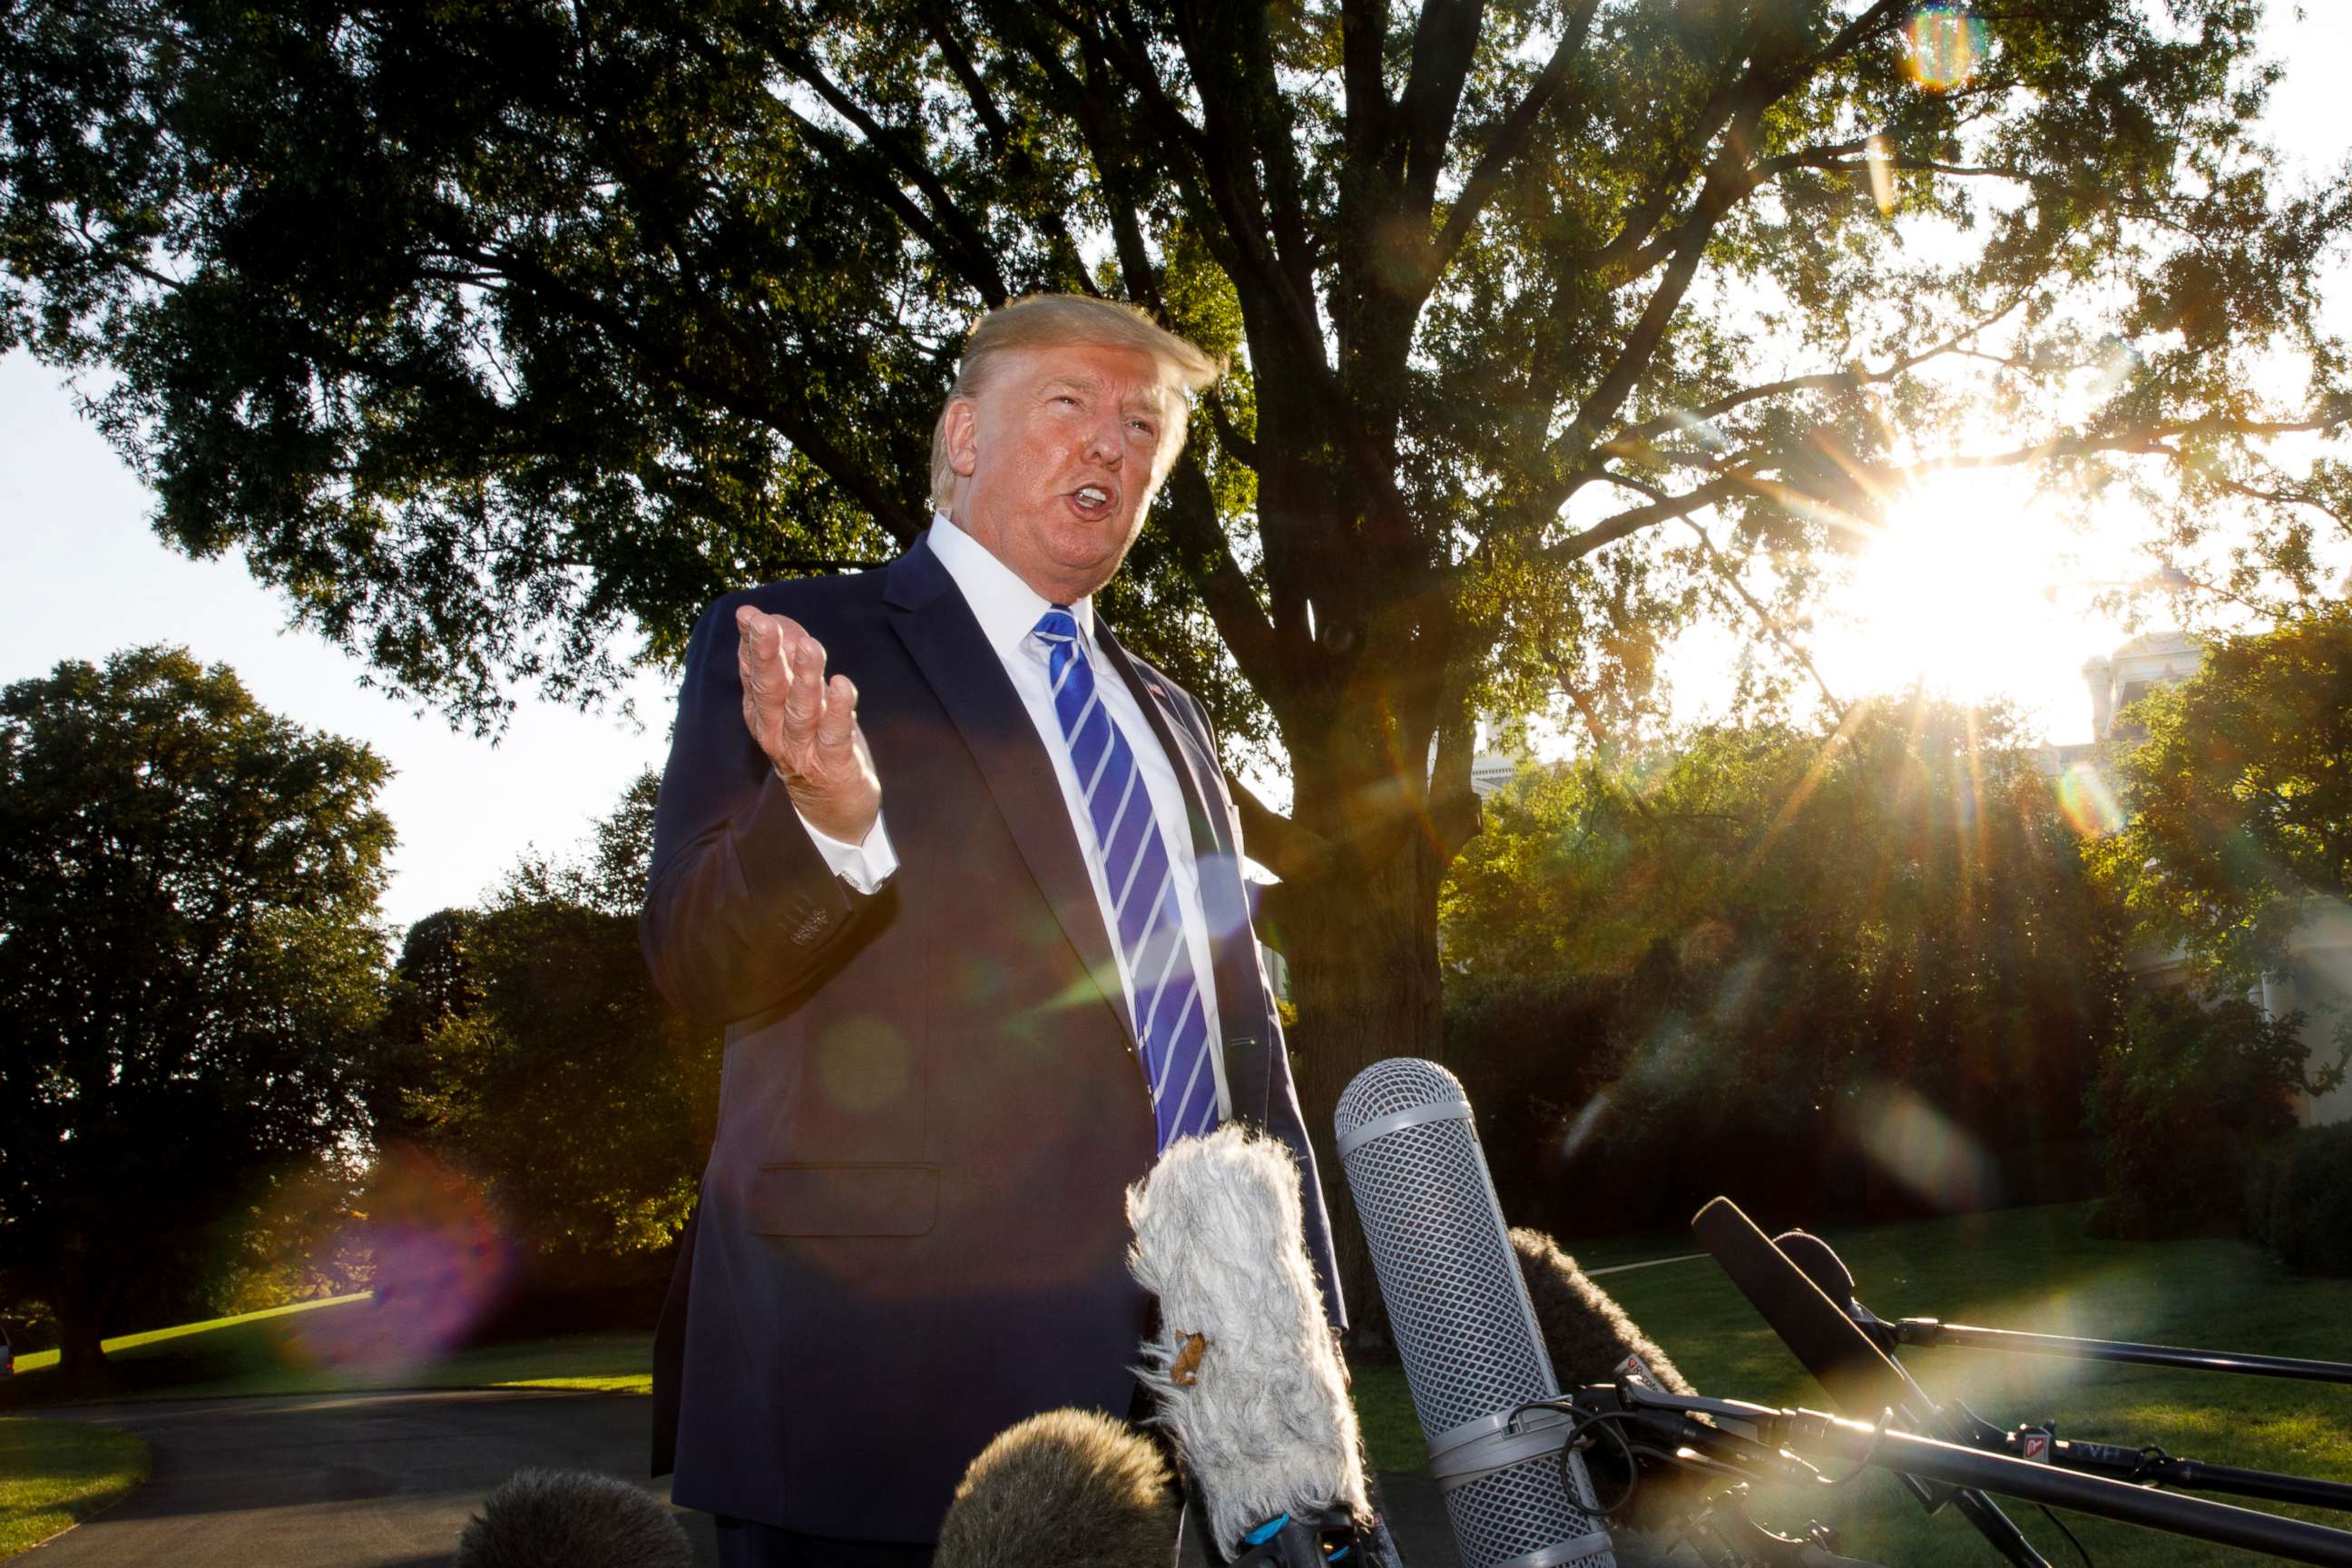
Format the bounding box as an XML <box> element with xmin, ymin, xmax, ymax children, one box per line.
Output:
<box><xmin>1510</xmin><ymin>1229</ymin><xmax>1695</xmax><ymax>1396</ymax></box>
<box><xmin>1771</xmin><ymin>1229</ymin><xmax>1909</xmax><ymax>1355</ymax></box>
<box><xmin>454</xmin><ymin>1468</ymin><xmax>692</xmax><ymax>1568</ymax></box>
<box><xmin>1692</xmin><ymin>1198</ymin><xmax>2050</xmax><ymax>1566</ymax></box>
<box><xmin>934</xmin><ymin>1408</ymin><xmax>1179</xmax><ymax>1568</ymax></box>
<box><xmin>1125</xmin><ymin>1123</ymin><xmax>1377</xmax><ymax>1560</ymax></box>
<box><xmin>1690</xmin><ymin>1200</ymin><xmax>1915</xmax><ymax>1421</ymax></box>
<box><xmin>1335</xmin><ymin>1059</ymin><xmax>1615</xmax><ymax>1568</ymax></box>
<box><xmin>1770</xmin><ymin>1230</ymin><xmax>1857</xmax><ymax>1308</ymax></box>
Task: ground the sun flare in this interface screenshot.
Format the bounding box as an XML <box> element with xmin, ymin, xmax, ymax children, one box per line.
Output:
<box><xmin>1813</xmin><ymin>476</ymin><xmax>2116</xmax><ymax>722</ymax></box>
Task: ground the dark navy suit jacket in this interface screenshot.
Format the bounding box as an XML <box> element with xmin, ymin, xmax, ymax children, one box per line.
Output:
<box><xmin>640</xmin><ymin>534</ymin><xmax>1342</xmax><ymax>1540</ymax></box>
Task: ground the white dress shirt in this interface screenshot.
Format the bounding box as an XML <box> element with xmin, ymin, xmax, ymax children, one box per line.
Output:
<box><xmin>802</xmin><ymin>514</ymin><xmax>1230</xmax><ymax>1121</ymax></box>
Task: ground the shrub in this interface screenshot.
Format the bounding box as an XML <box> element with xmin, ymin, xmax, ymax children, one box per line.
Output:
<box><xmin>2245</xmin><ymin>1122</ymin><xmax>2352</xmax><ymax>1276</ymax></box>
<box><xmin>2087</xmin><ymin>987</ymin><xmax>2312</xmax><ymax>1238</ymax></box>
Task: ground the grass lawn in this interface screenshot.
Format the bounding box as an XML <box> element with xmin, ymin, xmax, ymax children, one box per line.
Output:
<box><xmin>0</xmin><ymin>1416</ymin><xmax>150</xmax><ymax>1561</ymax></box>
<box><xmin>10</xmin><ymin>1204</ymin><xmax>2348</xmax><ymax>1565</ymax></box>
<box><xmin>0</xmin><ymin>1296</ymin><xmax>652</xmax><ymax>1409</ymax></box>
<box><xmin>1359</xmin><ymin>1200</ymin><xmax>2352</xmax><ymax>1566</ymax></box>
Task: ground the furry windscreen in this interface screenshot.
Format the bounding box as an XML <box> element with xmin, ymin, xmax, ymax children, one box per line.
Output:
<box><xmin>1510</xmin><ymin>1228</ymin><xmax>1695</xmax><ymax>1396</ymax></box>
<box><xmin>935</xmin><ymin>1407</ymin><xmax>1178</xmax><ymax>1568</ymax></box>
<box><xmin>1127</xmin><ymin>1123</ymin><xmax>1370</xmax><ymax>1553</ymax></box>
<box><xmin>453</xmin><ymin>1467</ymin><xmax>692</xmax><ymax>1568</ymax></box>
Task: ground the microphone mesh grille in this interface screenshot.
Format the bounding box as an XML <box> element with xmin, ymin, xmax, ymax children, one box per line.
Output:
<box><xmin>1337</xmin><ymin>1060</ymin><xmax>1612</xmax><ymax>1568</ymax></box>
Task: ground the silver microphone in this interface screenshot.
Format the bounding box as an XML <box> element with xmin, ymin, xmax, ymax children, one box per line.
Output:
<box><xmin>1336</xmin><ymin>1059</ymin><xmax>1615</xmax><ymax>1568</ymax></box>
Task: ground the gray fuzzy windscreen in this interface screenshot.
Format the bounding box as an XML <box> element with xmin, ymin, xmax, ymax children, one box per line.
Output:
<box><xmin>453</xmin><ymin>1468</ymin><xmax>692</xmax><ymax>1568</ymax></box>
<box><xmin>935</xmin><ymin>1407</ymin><xmax>1177</xmax><ymax>1568</ymax></box>
<box><xmin>1510</xmin><ymin>1228</ymin><xmax>1694</xmax><ymax>1396</ymax></box>
<box><xmin>1127</xmin><ymin>1124</ymin><xmax>1369</xmax><ymax>1553</ymax></box>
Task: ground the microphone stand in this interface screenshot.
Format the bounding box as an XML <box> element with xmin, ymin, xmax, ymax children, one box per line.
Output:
<box><xmin>1841</xmin><ymin>1306</ymin><xmax>2352</xmax><ymax>1514</ymax></box>
<box><xmin>1886</xmin><ymin>1317</ymin><xmax>2352</xmax><ymax>1386</ymax></box>
<box><xmin>1560</xmin><ymin>1384</ymin><xmax>2352</xmax><ymax>1567</ymax></box>
<box><xmin>1975</xmin><ymin>1426</ymin><xmax>2352</xmax><ymax>1515</ymax></box>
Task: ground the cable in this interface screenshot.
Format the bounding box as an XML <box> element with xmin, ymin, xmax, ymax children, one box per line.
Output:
<box><xmin>1561</xmin><ymin>1409</ymin><xmax>1644</xmax><ymax>1517</ymax></box>
<box><xmin>2036</xmin><ymin>1504</ymin><xmax>2095</xmax><ymax>1568</ymax></box>
<box><xmin>1508</xmin><ymin>1398</ymin><xmax>1643</xmax><ymax>1518</ymax></box>
<box><xmin>1810</xmin><ymin>1406</ymin><xmax>1895</xmax><ymax>1491</ymax></box>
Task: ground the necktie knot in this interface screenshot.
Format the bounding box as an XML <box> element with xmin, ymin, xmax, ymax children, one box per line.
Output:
<box><xmin>1033</xmin><ymin>606</ymin><xmax>1079</xmax><ymax>646</ymax></box>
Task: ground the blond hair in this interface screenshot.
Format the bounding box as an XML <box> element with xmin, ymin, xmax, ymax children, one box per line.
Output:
<box><xmin>929</xmin><ymin>295</ymin><xmax>1225</xmax><ymax>512</ymax></box>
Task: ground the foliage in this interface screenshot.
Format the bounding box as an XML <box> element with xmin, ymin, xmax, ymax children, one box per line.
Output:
<box><xmin>2087</xmin><ymin>985</ymin><xmax>2320</xmax><ymax>1238</ymax></box>
<box><xmin>2088</xmin><ymin>608</ymin><xmax>2352</xmax><ymax>1003</ymax></box>
<box><xmin>0</xmin><ymin>646</ymin><xmax>391</xmax><ymax>1370</ymax></box>
<box><xmin>2245</xmin><ymin>1121</ymin><xmax>2352</xmax><ymax>1277</ymax></box>
<box><xmin>210</xmin><ymin>1160</ymin><xmax>375</xmax><ymax>1315</ymax></box>
<box><xmin>0</xmin><ymin>0</ymin><xmax>2341</xmax><ymax>856</ymax></box>
<box><xmin>1443</xmin><ymin>697</ymin><xmax>2123</xmax><ymax>1230</ymax></box>
<box><xmin>400</xmin><ymin>773</ymin><xmax>720</xmax><ymax>1278</ymax></box>
<box><xmin>11</xmin><ymin>0</ymin><xmax>2349</xmax><ymax>1318</ymax></box>
<box><xmin>368</xmin><ymin>906</ymin><xmax>484</xmax><ymax>1144</ymax></box>
<box><xmin>1440</xmin><ymin>972</ymin><xmax>1622</xmax><ymax>1233</ymax></box>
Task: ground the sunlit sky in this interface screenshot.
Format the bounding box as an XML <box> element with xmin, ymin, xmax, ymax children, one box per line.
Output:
<box><xmin>5</xmin><ymin>2</ymin><xmax>2352</xmax><ymax>931</ymax></box>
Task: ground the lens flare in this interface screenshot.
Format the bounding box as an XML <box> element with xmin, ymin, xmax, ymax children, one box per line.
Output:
<box><xmin>277</xmin><ymin>1145</ymin><xmax>514</xmax><ymax>1377</ymax></box>
<box><xmin>1865</xmin><ymin>134</ymin><xmax>1896</xmax><ymax>215</ymax></box>
<box><xmin>1905</xmin><ymin>5</ymin><xmax>1988</xmax><ymax>92</ymax></box>
<box><xmin>1848</xmin><ymin>1081</ymin><xmax>1994</xmax><ymax>1212</ymax></box>
<box><xmin>2056</xmin><ymin>761</ymin><xmax>2124</xmax><ymax>837</ymax></box>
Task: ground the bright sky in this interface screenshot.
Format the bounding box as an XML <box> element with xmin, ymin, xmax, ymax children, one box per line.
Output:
<box><xmin>5</xmin><ymin>3</ymin><xmax>2350</xmax><ymax>931</ymax></box>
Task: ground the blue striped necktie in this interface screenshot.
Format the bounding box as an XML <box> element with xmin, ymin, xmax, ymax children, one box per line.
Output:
<box><xmin>1033</xmin><ymin>607</ymin><xmax>1218</xmax><ymax>1151</ymax></box>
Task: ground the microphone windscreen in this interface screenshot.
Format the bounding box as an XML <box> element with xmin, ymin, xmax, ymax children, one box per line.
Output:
<box><xmin>1508</xmin><ymin>1229</ymin><xmax>1695</xmax><ymax>1396</ymax></box>
<box><xmin>1337</xmin><ymin>1059</ymin><xmax>1614</xmax><ymax>1568</ymax></box>
<box><xmin>454</xmin><ymin>1468</ymin><xmax>691</xmax><ymax>1568</ymax></box>
<box><xmin>1127</xmin><ymin>1122</ymin><xmax>1368</xmax><ymax>1555</ymax></box>
<box><xmin>1770</xmin><ymin>1230</ymin><xmax>1857</xmax><ymax>1308</ymax></box>
<box><xmin>935</xmin><ymin>1408</ymin><xmax>1177</xmax><ymax>1568</ymax></box>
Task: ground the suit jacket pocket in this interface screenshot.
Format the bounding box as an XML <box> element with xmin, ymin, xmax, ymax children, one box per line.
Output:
<box><xmin>749</xmin><ymin>1162</ymin><xmax>938</xmax><ymax>1237</ymax></box>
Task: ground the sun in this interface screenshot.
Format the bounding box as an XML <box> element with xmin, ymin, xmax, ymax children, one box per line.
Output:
<box><xmin>1812</xmin><ymin>475</ymin><xmax>2099</xmax><ymax>718</ymax></box>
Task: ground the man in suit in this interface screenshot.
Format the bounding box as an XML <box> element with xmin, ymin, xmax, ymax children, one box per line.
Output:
<box><xmin>641</xmin><ymin>294</ymin><xmax>1343</xmax><ymax>1568</ymax></box>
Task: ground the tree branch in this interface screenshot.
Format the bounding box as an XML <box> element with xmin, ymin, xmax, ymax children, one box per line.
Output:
<box><xmin>1158</xmin><ymin>453</ymin><xmax>1288</xmax><ymax>714</ymax></box>
<box><xmin>1428</xmin><ymin>0</ymin><xmax>1603</xmax><ymax>277</ymax></box>
<box><xmin>757</xmin><ymin>34</ymin><xmax>1011</xmax><ymax>305</ymax></box>
<box><xmin>458</xmin><ymin>237</ymin><xmax>927</xmax><ymax>544</ymax></box>
<box><xmin>1399</xmin><ymin>0</ymin><xmax>1487</xmax><ymax>221</ymax></box>
<box><xmin>920</xmin><ymin>13</ymin><xmax>1097</xmax><ymax>293</ymax></box>
<box><xmin>1539</xmin><ymin>476</ymin><xmax>1743</xmax><ymax>564</ymax></box>
<box><xmin>1679</xmin><ymin>517</ymin><xmax>1848</xmax><ymax>720</ymax></box>
<box><xmin>1226</xmin><ymin>772</ymin><xmax>1338</xmax><ymax>884</ymax></box>
<box><xmin>1601</xmin><ymin>289</ymin><xmax>2030</xmax><ymax>456</ymax></box>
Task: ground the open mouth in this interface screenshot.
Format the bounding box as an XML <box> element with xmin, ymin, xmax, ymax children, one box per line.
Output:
<box><xmin>1068</xmin><ymin>483</ymin><xmax>1116</xmax><ymax>520</ymax></box>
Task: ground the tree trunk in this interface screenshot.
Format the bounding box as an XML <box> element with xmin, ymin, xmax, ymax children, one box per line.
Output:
<box><xmin>54</xmin><ymin>1253</ymin><xmax>110</xmax><ymax>1379</ymax></box>
<box><xmin>1276</xmin><ymin>825</ymin><xmax>1448</xmax><ymax>1349</ymax></box>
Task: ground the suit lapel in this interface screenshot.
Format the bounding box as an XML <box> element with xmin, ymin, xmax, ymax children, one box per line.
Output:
<box><xmin>884</xmin><ymin>541</ymin><xmax>1139</xmax><ymax>1053</ymax></box>
<box><xmin>1092</xmin><ymin>623</ymin><xmax>1232</xmax><ymax>859</ymax></box>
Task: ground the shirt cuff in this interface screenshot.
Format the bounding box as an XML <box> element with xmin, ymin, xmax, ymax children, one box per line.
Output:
<box><xmin>798</xmin><ymin>808</ymin><xmax>899</xmax><ymax>895</ymax></box>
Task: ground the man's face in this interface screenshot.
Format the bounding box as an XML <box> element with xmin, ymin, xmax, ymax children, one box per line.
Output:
<box><xmin>946</xmin><ymin>341</ymin><xmax>1178</xmax><ymax>604</ymax></box>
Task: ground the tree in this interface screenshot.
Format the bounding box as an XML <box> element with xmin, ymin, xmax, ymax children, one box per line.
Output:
<box><xmin>1444</xmin><ymin>698</ymin><xmax>2125</xmax><ymax>1229</ymax></box>
<box><xmin>2088</xmin><ymin>608</ymin><xmax>2352</xmax><ymax>1002</ymax></box>
<box><xmin>2088</xmin><ymin>985</ymin><xmax>2318</xmax><ymax>1236</ymax></box>
<box><xmin>400</xmin><ymin>774</ymin><xmax>722</xmax><ymax>1281</ymax></box>
<box><xmin>6</xmin><ymin>0</ymin><xmax>2347</xmax><ymax>1302</ymax></box>
<box><xmin>0</xmin><ymin>646</ymin><xmax>391</xmax><ymax>1373</ymax></box>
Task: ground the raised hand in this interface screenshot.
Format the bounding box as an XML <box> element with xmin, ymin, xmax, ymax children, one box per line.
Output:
<box><xmin>735</xmin><ymin>604</ymin><xmax>881</xmax><ymax>846</ymax></box>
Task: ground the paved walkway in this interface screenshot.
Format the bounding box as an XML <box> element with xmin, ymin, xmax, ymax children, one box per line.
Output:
<box><xmin>31</xmin><ymin>1390</ymin><xmax>717</xmax><ymax>1567</ymax></box>
<box><xmin>30</xmin><ymin>1390</ymin><xmax>1460</xmax><ymax>1568</ymax></box>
